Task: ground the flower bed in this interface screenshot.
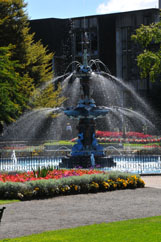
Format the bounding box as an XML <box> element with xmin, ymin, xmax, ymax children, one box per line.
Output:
<box><xmin>0</xmin><ymin>170</ymin><xmax>145</xmax><ymax>200</ymax></box>
<box><xmin>95</xmin><ymin>131</ymin><xmax>161</xmax><ymax>144</ymax></box>
<box><xmin>71</xmin><ymin>131</ymin><xmax>161</xmax><ymax>144</ymax></box>
<box><xmin>0</xmin><ymin>169</ymin><xmax>104</xmax><ymax>183</ymax></box>
<box><xmin>96</xmin><ymin>131</ymin><xmax>153</xmax><ymax>138</ymax></box>
<box><xmin>96</xmin><ymin>137</ymin><xmax>161</xmax><ymax>144</ymax></box>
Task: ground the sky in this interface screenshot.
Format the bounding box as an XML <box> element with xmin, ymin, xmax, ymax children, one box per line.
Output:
<box><xmin>25</xmin><ymin>0</ymin><xmax>159</xmax><ymax>20</ymax></box>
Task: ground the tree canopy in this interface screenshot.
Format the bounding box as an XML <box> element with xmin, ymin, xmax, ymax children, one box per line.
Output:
<box><xmin>132</xmin><ymin>15</ymin><xmax>161</xmax><ymax>82</ymax></box>
<box><xmin>0</xmin><ymin>45</ymin><xmax>28</xmax><ymax>124</ymax></box>
<box><xmin>33</xmin><ymin>83</ymin><xmax>66</xmax><ymax>109</ymax></box>
<box><xmin>0</xmin><ymin>0</ymin><xmax>53</xmax><ymax>86</ymax></box>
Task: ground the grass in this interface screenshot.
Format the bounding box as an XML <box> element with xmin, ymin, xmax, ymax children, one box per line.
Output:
<box><xmin>44</xmin><ymin>140</ymin><xmax>74</xmax><ymax>146</ymax></box>
<box><xmin>1</xmin><ymin>140</ymin><xmax>160</xmax><ymax>154</ymax></box>
<box><xmin>123</xmin><ymin>142</ymin><xmax>160</xmax><ymax>147</ymax></box>
<box><xmin>1</xmin><ymin>216</ymin><xmax>161</xmax><ymax>242</ymax></box>
<box><xmin>44</xmin><ymin>141</ymin><xmax>161</xmax><ymax>147</ymax></box>
<box><xmin>0</xmin><ymin>200</ymin><xmax>20</xmax><ymax>205</ymax></box>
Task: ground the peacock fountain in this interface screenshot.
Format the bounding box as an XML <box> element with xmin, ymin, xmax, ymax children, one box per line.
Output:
<box><xmin>61</xmin><ymin>33</ymin><xmax>115</xmax><ymax>168</ymax></box>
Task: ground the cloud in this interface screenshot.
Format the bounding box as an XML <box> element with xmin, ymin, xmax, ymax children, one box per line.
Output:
<box><xmin>96</xmin><ymin>0</ymin><xmax>158</xmax><ymax>14</ymax></box>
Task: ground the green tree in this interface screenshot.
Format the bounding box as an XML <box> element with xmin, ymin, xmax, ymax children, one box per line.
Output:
<box><xmin>0</xmin><ymin>0</ymin><xmax>64</xmax><ymax>132</ymax></box>
<box><xmin>0</xmin><ymin>46</ymin><xmax>28</xmax><ymax>128</ymax></box>
<box><xmin>33</xmin><ymin>83</ymin><xmax>66</xmax><ymax>109</ymax></box>
<box><xmin>132</xmin><ymin>16</ymin><xmax>161</xmax><ymax>82</ymax></box>
<box><xmin>0</xmin><ymin>0</ymin><xmax>53</xmax><ymax>87</ymax></box>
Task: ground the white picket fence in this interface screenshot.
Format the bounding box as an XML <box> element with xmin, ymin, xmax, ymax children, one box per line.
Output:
<box><xmin>0</xmin><ymin>155</ymin><xmax>161</xmax><ymax>174</ymax></box>
<box><xmin>109</xmin><ymin>155</ymin><xmax>161</xmax><ymax>174</ymax></box>
<box><xmin>0</xmin><ymin>157</ymin><xmax>62</xmax><ymax>172</ymax></box>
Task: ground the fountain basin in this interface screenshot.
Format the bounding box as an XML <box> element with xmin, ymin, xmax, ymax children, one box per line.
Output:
<box><xmin>61</xmin><ymin>156</ymin><xmax>115</xmax><ymax>169</ymax></box>
<box><xmin>64</xmin><ymin>106</ymin><xmax>110</xmax><ymax>119</ymax></box>
<box><xmin>64</xmin><ymin>99</ymin><xmax>110</xmax><ymax>119</ymax></box>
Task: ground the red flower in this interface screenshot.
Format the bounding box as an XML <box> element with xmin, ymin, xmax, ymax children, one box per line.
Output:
<box><xmin>0</xmin><ymin>169</ymin><xmax>105</xmax><ymax>183</ymax></box>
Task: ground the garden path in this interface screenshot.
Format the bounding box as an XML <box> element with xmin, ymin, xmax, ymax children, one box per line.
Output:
<box><xmin>0</xmin><ymin>178</ymin><xmax>161</xmax><ymax>239</ymax></box>
<box><xmin>141</xmin><ymin>175</ymin><xmax>161</xmax><ymax>189</ymax></box>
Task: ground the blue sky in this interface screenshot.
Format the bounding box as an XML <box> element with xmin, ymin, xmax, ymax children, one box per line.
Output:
<box><xmin>25</xmin><ymin>0</ymin><xmax>159</xmax><ymax>20</ymax></box>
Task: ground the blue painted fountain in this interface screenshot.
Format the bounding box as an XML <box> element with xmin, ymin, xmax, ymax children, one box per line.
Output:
<box><xmin>61</xmin><ymin>33</ymin><xmax>115</xmax><ymax>168</ymax></box>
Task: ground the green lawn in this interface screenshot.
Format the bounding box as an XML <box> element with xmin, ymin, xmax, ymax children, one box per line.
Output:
<box><xmin>0</xmin><ymin>200</ymin><xmax>20</xmax><ymax>205</ymax></box>
<box><xmin>1</xmin><ymin>216</ymin><xmax>161</xmax><ymax>242</ymax></box>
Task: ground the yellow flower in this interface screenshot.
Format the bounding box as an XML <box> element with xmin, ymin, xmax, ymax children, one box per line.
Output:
<box><xmin>103</xmin><ymin>181</ymin><xmax>109</xmax><ymax>189</ymax></box>
<box><xmin>64</xmin><ymin>185</ymin><xmax>70</xmax><ymax>191</ymax></box>
<box><xmin>91</xmin><ymin>182</ymin><xmax>99</xmax><ymax>188</ymax></box>
<box><xmin>123</xmin><ymin>182</ymin><xmax>127</xmax><ymax>188</ymax></box>
<box><xmin>95</xmin><ymin>183</ymin><xmax>99</xmax><ymax>188</ymax></box>
<box><xmin>113</xmin><ymin>183</ymin><xmax>117</xmax><ymax>188</ymax></box>
<box><xmin>139</xmin><ymin>179</ymin><xmax>145</xmax><ymax>184</ymax></box>
<box><xmin>34</xmin><ymin>187</ymin><xmax>39</xmax><ymax>191</ymax></box>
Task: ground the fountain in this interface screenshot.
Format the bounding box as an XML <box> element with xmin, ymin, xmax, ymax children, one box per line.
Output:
<box><xmin>11</xmin><ymin>150</ymin><xmax>17</xmax><ymax>164</ymax></box>
<box><xmin>60</xmin><ymin>32</ymin><xmax>115</xmax><ymax>168</ymax></box>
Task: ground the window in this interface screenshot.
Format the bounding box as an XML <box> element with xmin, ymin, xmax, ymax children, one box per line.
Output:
<box><xmin>76</xmin><ymin>32</ymin><xmax>82</xmax><ymax>54</ymax></box>
<box><xmin>89</xmin><ymin>18</ymin><xmax>97</xmax><ymax>28</ymax></box>
<box><xmin>143</xmin><ymin>16</ymin><xmax>150</xmax><ymax>25</ymax></box>
<box><xmin>91</xmin><ymin>32</ymin><xmax>98</xmax><ymax>54</ymax></box>
<box><xmin>81</xmin><ymin>18</ymin><xmax>88</xmax><ymax>28</ymax></box>
<box><xmin>73</xmin><ymin>19</ymin><xmax>80</xmax><ymax>29</ymax></box>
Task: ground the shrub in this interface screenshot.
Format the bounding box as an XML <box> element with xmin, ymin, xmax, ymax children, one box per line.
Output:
<box><xmin>0</xmin><ymin>171</ymin><xmax>145</xmax><ymax>200</ymax></box>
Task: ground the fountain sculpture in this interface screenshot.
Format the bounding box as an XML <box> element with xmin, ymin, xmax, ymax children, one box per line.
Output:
<box><xmin>61</xmin><ymin>33</ymin><xmax>115</xmax><ymax>168</ymax></box>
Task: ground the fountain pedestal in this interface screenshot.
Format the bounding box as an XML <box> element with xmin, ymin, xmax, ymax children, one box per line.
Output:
<box><xmin>61</xmin><ymin>85</ymin><xmax>116</xmax><ymax>168</ymax></box>
<box><xmin>71</xmin><ymin>118</ymin><xmax>104</xmax><ymax>157</ymax></box>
